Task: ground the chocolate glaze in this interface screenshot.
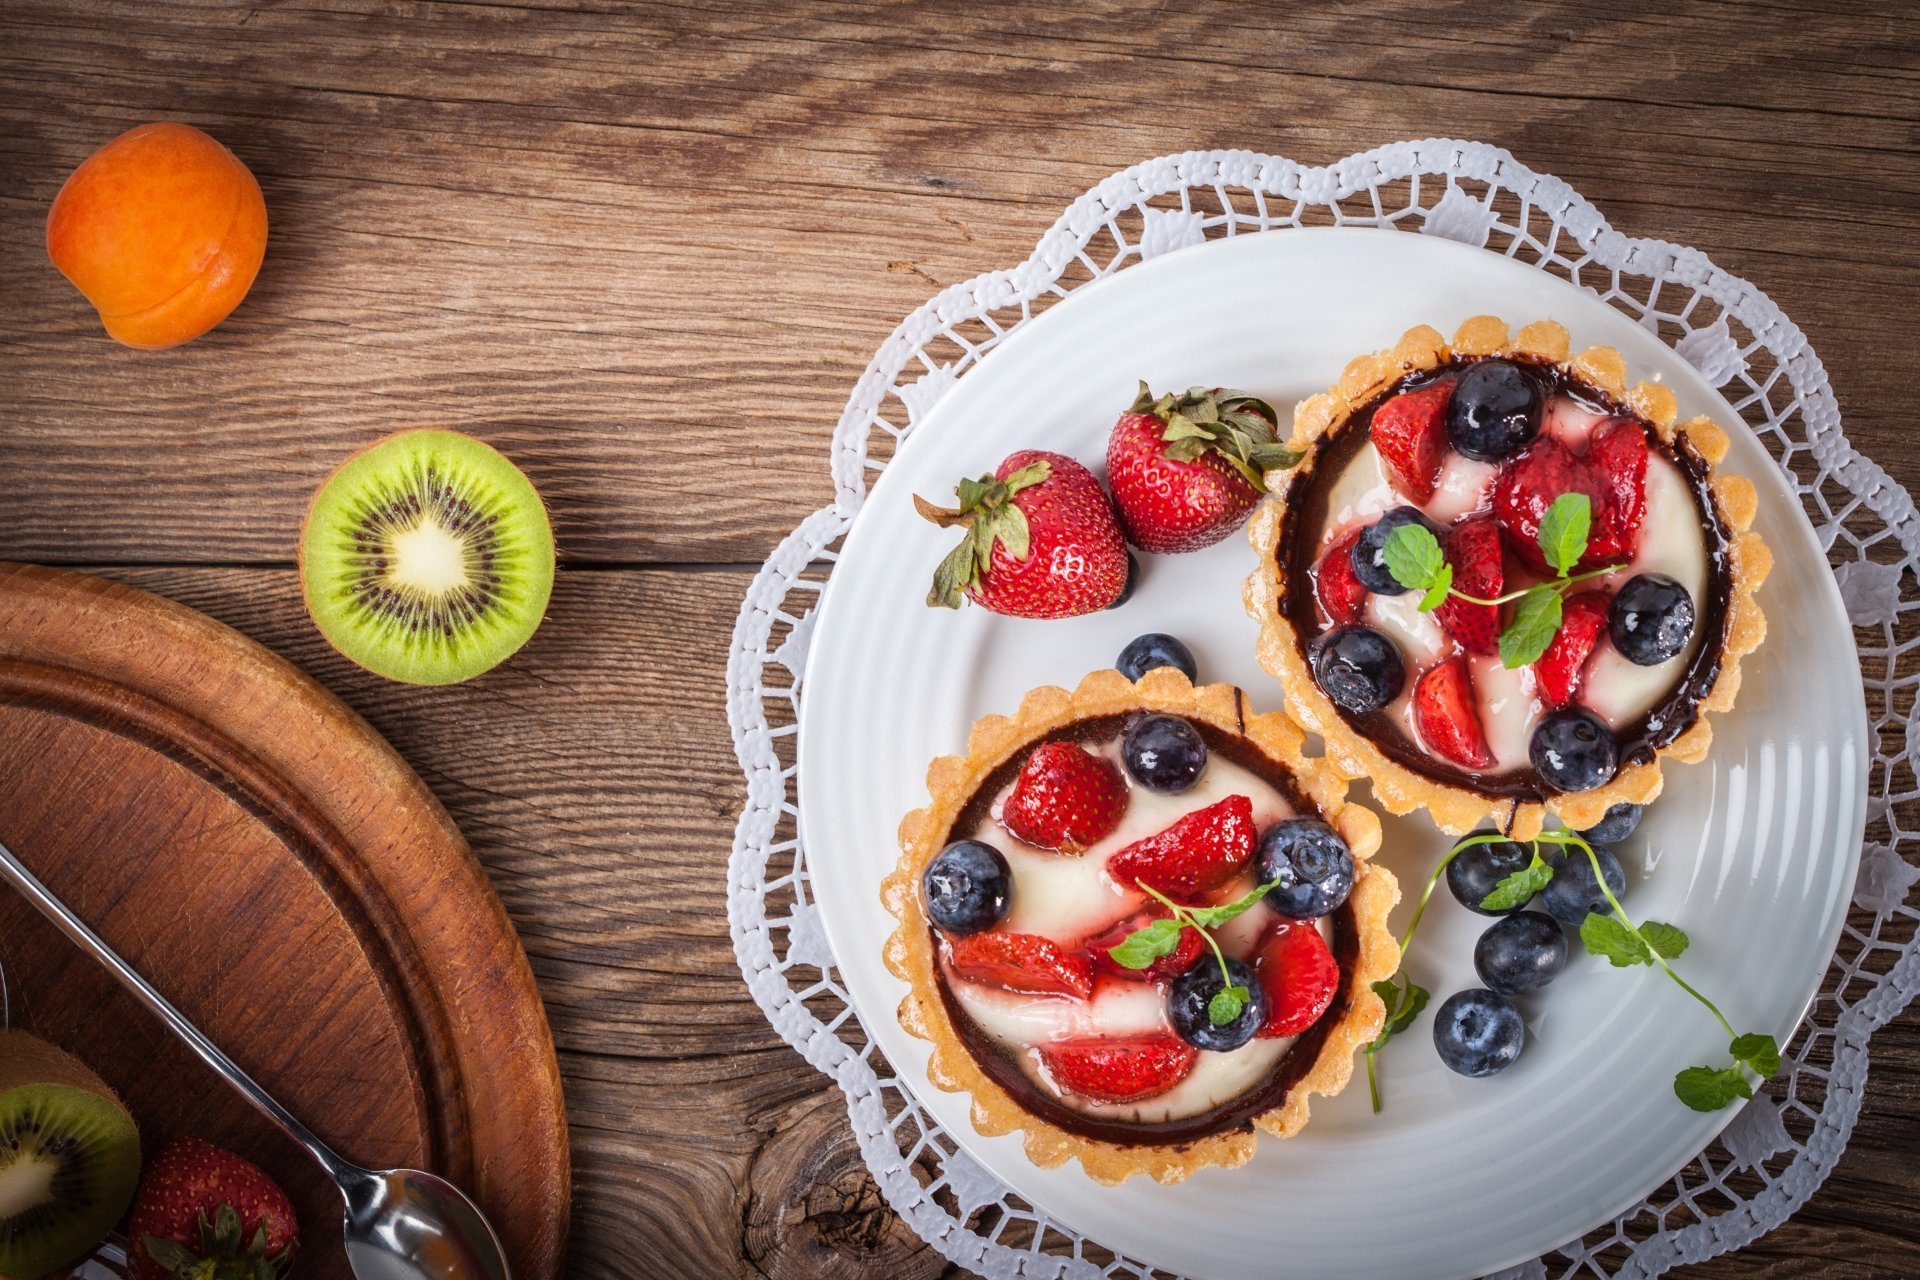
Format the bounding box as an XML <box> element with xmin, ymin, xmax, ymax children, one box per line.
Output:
<box><xmin>1273</xmin><ymin>356</ymin><xmax>1735</xmax><ymax>805</ymax></box>
<box><xmin>935</xmin><ymin>712</ymin><xmax>1360</xmax><ymax>1148</ymax></box>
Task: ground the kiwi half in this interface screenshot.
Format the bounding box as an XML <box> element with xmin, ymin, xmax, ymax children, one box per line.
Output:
<box><xmin>0</xmin><ymin>1032</ymin><xmax>140</xmax><ymax>1280</ymax></box>
<box><xmin>300</xmin><ymin>430</ymin><xmax>555</xmax><ymax>685</ymax></box>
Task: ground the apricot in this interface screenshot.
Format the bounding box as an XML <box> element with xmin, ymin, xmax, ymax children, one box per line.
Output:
<box><xmin>46</xmin><ymin>122</ymin><xmax>268</xmax><ymax>349</ymax></box>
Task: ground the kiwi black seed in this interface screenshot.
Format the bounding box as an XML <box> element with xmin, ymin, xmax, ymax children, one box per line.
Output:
<box><xmin>299</xmin><ymin>430</ymin><xmax>555</xmax><ymax>685</ymax></box>
<box><xmin>0</xmin><ymin>1031</ymin><xmax>141</xmax><ymax>1280</ymax></box>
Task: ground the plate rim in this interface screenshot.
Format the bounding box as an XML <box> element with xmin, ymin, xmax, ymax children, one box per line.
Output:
<box><xmin>795</xmin><ymin>225</ymin><xmax>1871</xmax><ymax>1279</ymax></box>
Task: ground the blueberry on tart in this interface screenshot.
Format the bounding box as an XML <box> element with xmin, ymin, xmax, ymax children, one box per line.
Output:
<box><xmin>881</xmin><ymin>666</ymin><xmax>1398</xmax><ymax>1184</ymax></box>
<box><xmin>1246</xmin><ymin>317</ymin><xmax>1770</xmax><ymax>838</ymax></box>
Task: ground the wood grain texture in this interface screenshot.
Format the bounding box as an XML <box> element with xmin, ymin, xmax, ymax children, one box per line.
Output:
<box><xmin>0</xmin><ymin>564</ymin><xmax>568</xmax><ymax>1280</ymax></box>
<box><xmin>0</xmin><ymin>1</ymin><xmax>1916</xmax><ymax>1277</ymax></box>
<box><xmin>0</xmin><ymin>0</ymin><xmax>1916</xmax><ymax>566</ymax></box>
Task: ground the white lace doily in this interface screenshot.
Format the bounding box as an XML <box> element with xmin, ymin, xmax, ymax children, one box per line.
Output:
<box><xmin>727</xmin><ymin>141</ymin><xmax>1920</xmax><ymax>1280</ymax></box>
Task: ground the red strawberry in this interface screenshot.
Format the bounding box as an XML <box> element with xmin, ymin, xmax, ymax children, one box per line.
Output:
<box><xmin>1315</xmin><ymin>528</ymin><xmax>1369</xmax><ymax>625</ymax></box>
<box><xmin>1039</xmin><ymin>1035</ymin><xmax>1198</xmax><ymax>1103</ymax></box>
<box><xmin>1412</xmin><ymin>657</ymin><xmax>1494</xmax><ymax>769</ymax></box>
<box><xmin>1586</xmin><ymin>418</ymin><xmax>1648</xmax><ymax>565</ymax></box>
<box><xmin>1369</xmin><ymin>379</ymin><xmax>1453</xmax><ymax>503</ymax></box>
<box><xmin>1106</xmin><ymin>794</ymin><xmax>1256</xmax><ymax>899</ymax></box>
<box><xmin>1105</xmin><ymin>383</ymin><xmax>1294</xmax><ymax>554</ymax></box>
<box><xmin>1002</xmin><ymin>741</ymin><xmax>1128</xmax><ymax>853</ymax></box>
<box><xmin>945</xmin><ymin>931</ymin><xmax>1095</xmax><ymax>998</ymax></box>
<box><xmin>1491</xmin><ymin>438</ymin><xmax>1609</xmax><ymax>575</ymax></box>
<box><xmin>129</xmin><ymin>1137</ymin><xmax>298</xmax><ymax>1280</ymax></box>
<box><xmin>1433</xmin><ymin>514</ymin><xmax>1503</xmax><ymax>655</ymax></box>
<box><xmin>1085</xmin><ymin>909</ymin><xmax>1207</xmax><ymax>982</ymax></box>
<box><xmin>1534</xmin><ymin>589</ymin><xmax>1612</xmax><ymax>708</ymax></box>
<box><xmin>918</xmin><ymin>449</ymin><xmax>1128</xmax><ymax>619</ymax></box>
<box><xmin>1254</xmin><ymin>920</ymin><xmax>1341</xmax><ymax>1038</ymax></box>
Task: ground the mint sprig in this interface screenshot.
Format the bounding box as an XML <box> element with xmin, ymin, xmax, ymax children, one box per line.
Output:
<box><xmin>1359</xmin><ymin>828</ymin><xmax>1545</xmax><ymax>1111</ymax></box>
<box><xmin>1108</xmin><ymin>877</ymin><xmax>1282</xmax><ymax>1026</ymax></box>
<box><xmin>1382</xmin><ymin>493</ymin><xmax>1624</xmax><ymax>669</ymax></box>
<box><xmin>1370</xmin><ymin>826</ymin><xmax>1779</xmax><ymax>1114</ymax></box>
<box><xmin>1104</xmin><ymin>917</ymin><xmax>1187</xmax><ymax>970</ymax></box>
<box><xmin>1363</xmin><ymin>973</ymin><xmax>1431</xmax><ymax>1112</ymax></box>
<box><xmin>1534</xmin><ymin>827</ymin><xmax>1779</xmax><ymax>1111</ymax></box>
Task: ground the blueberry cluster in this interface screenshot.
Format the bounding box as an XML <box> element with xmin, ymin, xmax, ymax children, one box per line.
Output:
<box><xmin>1430</xmin><ymin>801</ymin><xmax>1644</xmax><ymax>1078</ymax></box>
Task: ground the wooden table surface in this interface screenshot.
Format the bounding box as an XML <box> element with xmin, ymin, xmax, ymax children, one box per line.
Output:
<box><xmin>2</xmin><ymin>3</ymin><xmax>1915</xmax><ymax>1277</ymax></box>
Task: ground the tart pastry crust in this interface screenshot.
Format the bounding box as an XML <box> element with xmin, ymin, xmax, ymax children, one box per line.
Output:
<box><xmin>881</xmin><ymin>665</ymin><xmax>1400</xmax><ymax>1184</ymax></box>
<box><xmin>1244</xmin><ymin>317</ymin><xmax>1771</xmax><ymax>839</ymax></box>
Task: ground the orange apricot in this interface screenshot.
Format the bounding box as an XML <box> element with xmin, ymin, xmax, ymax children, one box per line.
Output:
<box><xmin>46</xmin><ymin>122</ymin><xmax>268</xmax><ymax>350</ymax></box>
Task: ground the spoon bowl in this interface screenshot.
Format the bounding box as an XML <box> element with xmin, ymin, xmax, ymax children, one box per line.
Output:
<box><xmin>342</xmin><ymin>1167</ymin><xmax>511</xmax><ymax>1280</ymax></box>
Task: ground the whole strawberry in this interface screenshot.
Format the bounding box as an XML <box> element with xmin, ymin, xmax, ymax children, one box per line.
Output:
<box><xmin>917</xmin><ymin>450</ymin><xmax>1129</xmax><ymax>618</ymax></box>
<box><xmin>130</xmin><ymin>1137</ymin><xmax>298</xmax><ymax>1280</ymax></box>
<box><xmin>1105</xmin><ymin>383</ymin><xmax>1298</xmax><ymax>554</ymax></box>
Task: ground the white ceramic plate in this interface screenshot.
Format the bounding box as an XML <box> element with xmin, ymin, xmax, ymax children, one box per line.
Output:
<box><xmin>797</xmin><ymin>228</ymin><xmax>1868</xmax><ymax>1280</ymax></box>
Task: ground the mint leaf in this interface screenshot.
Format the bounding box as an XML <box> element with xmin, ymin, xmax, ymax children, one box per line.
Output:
<box><xmin>1183</xmin><ymin>876</ymin><xmax>1284</xmax><ymax>930</ymax></box>
<box><xmin>1674</xmin><ymin>1064</ymin><xmax>1753</xmax><ymax>1111</ymax></box>
<box><xmin>1580</xmin><ymin>915</ymin><xmax>1690</xmax><ymax>968</ymax></box>
<box><xmin>1418</xmin><ymin>564</ymin><xmax>1453</xmax><ymax>613</ymax></box>
<box><xmin>1369</xmin><ymin>974</ymin><xmax>1430</xmax><ymax>1046</ymax></box>
<box><xmin>1639</xmin><ymin>921</ymin><xmax>1690</xmax><ymax>961</ymax></box>
<box><xmin>1209</xmin><ymin>985</ymin><xmax>1250</xmax><ymax>1026</ymax></box>
<box><xmin>1538</xmin><ymin>492</ymin><xmax>1592</xmax><ymax>576</ymax></box>
<box><xmin>1499</xmin><ymin>586</ymin><xmax>1563</xmax><ymax>669</ymax></box>
<box><xmin>1383</xmin><ymin>522</ymin><xmax>1447</xmax><ymax>595</ymax></box>
<box><xmin>1730</xmin><ymin>1032</ymin><xmax>1782</xmax><ymax>1079</ymax></box>
<box><xmin>1105</xmin><ymin>917</ymin><xmax>1185</xmax><ymax>970</ymax></box>
<box><xmin>1580</xmin><ymin>912</ymin><xmax>1654</xmax><ymax>966</ymax></box>
<box><xmin>1480</xmin><ymin>854</ymin><xmax>1554</xmax><ymax>912</ymax></box>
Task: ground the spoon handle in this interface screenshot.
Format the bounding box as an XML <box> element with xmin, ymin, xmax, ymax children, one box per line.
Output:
<box><xmin>0</xmin><ymin>837</ymin><xmax>352</xmax><ymax>1184</ymax></box>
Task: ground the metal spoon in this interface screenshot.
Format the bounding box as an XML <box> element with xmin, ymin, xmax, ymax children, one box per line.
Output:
<box><xmin>0</xmin><ymin>837</ymin><xmax>512</xmax><ymax>1280</ymax></box>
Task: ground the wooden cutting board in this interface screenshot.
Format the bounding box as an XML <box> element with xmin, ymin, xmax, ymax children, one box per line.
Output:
<box><xmin>0</xmin><ymin>562</ymin><xmax>568</xmax><ymax>1279</ymax></box>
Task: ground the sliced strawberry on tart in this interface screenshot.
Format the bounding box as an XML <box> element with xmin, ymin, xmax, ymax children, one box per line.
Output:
<box><xmin>882</xmin><ymin>666</ymin><xmax>1399</xmax><ymax>1184</ymax></box>
<box><xmin>1246</xmin><ymin>317</ymin><xmax>1771</xmax><ymax>838</ymax></box>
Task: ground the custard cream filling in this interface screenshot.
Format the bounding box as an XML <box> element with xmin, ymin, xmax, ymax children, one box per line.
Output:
<box><xmin>1312</xmin><ymin>393</ymin><xmax>1709</xmax><ymax>774</ymax></box>
<box><xmin>945</xmin><ymin>742</ymin><xmax>1328</xmax><ymax>1122</ymax></box>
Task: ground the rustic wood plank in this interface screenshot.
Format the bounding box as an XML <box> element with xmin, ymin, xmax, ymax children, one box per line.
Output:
<box><xmin>0</xmin><ymin>0</ymin><xmax>1914</xmax><ymax>565</ymax></box>
<box><xmin>65</xmin><ymin>565</ymin><xmax>1920</xmax><ymax>1280</ymax></box>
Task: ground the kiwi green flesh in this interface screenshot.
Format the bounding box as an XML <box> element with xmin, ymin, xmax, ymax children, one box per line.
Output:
<box><xmin>301</xmin><ymin>430</ymin><xmax>555</xmax><ymax>685</ymax></box>
<box><xmin>0</xmin><ymin>1083</ymin><xmax>139</xmax><ymax>1280</ymax></box>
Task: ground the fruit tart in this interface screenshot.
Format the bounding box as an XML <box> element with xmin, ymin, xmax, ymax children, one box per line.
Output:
<box><xmin>1246</xmin><ymin>317</ymin><xmax>1770</xmax><ymax>839</ymax></box>
<box><xmin>881</xmin><ymin>666</ymin><xmax>1398</xmax><ymax>1184</ymax></box>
